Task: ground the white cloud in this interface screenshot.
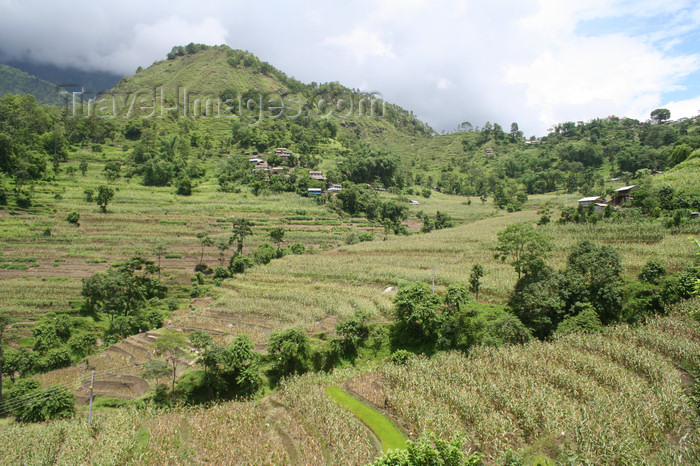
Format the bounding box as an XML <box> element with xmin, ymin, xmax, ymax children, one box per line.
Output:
<box><xmin>506</xmin><ymin>33</ymin><xmax>698</xmax><ymax>128</ymax></box>
<box><xmin>323</xmin><ymin>27</ymin><xmax>395</xmax><ymax>64</ymax></box>
<box><xmin>664</xmin><ymin>95</ymin><xmax>700</xmax><ymax>119</ymax></box>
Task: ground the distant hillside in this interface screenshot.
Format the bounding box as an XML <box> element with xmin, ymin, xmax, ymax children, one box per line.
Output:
<box><xmin>107</xmin><ymin>44</ymin><xmax>433</xmax><ymax>139</ymax></box>
<box><xmin>3</xmin><ymin>59</ymin><xmax>123</xmax><ymax>94</ymax></box>
<box><xmin>0</xmin><ymin>64</ymin><xmax>63</xmax><ymax>105</ymax></box>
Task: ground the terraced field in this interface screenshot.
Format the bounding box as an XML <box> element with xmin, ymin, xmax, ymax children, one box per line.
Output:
<box><xmin>2</xmin><ymin>303</ymin><xmax>698</xmax><ymax>464</ymax></box>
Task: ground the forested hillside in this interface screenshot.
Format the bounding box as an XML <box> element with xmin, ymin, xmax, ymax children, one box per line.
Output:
<box><xmin>0</xmin><ymin>64</ymin><xmax>63</xmax><ymax>106</ymax></box>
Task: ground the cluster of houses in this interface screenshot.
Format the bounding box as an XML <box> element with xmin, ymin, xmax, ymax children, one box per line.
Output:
<box><xmin>577</xmin><ymin>185</ymin><xmax>637</xmax><ymax>212</ymax></box>
<box><xmin>248</xmin><ymin>148</ymin><xmax>343</xmax><ymax>196</ymax></box>
<box><xmin>249</xmin><ymin>147</ymin><xmax>294</xmax><ymax>174</ymax></box>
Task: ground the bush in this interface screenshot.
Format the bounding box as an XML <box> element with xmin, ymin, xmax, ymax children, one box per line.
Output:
<box><xmin>372</xmin><ymin>431</ymin><xmax>482</xmax><ymax>466</ymax></box>
<box><xmin>40</xmin><ymin>347</ymin><xmax>73</xmax><ymax>371</ymax></box>
<box><xmin>331</xmin><ymin>310</ymin><xmax>370</xmax><ymax>358</ymax></box>
<box><xmin>175</xmin><ymin>177</ymin><xmax>192</xmax><ymax>196</ymax></box>
<box><xmin>390</xmin><ymin>349</ymin><xmax>412</xmax><ymax>365</ymax></box>
<box><xmin>8</xmin><ymin>382</ymin><xmax>75</xmax><ymax>422</ymax></box>
<box><xmin>267</xmin><ymin>328</ymin><xmax>311</xmax><ymax>377</ymax></box>
<box><xmin>253</xmin><ymin>243</ymin><xmax>276</xmax><ymax>265</ymax></box>
<box><xmin>66</xmin><ymin>211</ymin><xmax>80</xmax><ymax>225</ymax></box>
<box><xmin>289</xmin><ymin>243</ymin><xmax>305</xmax><ymax>255</ymax></box>
<box><xmin>213</xmin><ymin>266</ymin><xmax>230</xmax><ymax>279</ymax></box>
<box><xmin>639</xmin><ymin>259</ymin><xmax>667</xmax><ymax>285</ymax></box>
<box><xmin>230</xmin><ymin>254</ymin><xmax>253</xmax><ymax>274</ymax></box>
<box><xmin>621</xmin><ymin>282</ymin><xmax>664</xmax><ymax>323</ymax></box>
<box><xmin>555</xmin><ymin>303</ymin><xmax>603</xmax><ymax>336</ymax></box>
<box><xmin>358</xmin><ymin>231</ymin><xmax>374</xmax><ymax>242</ymax></box>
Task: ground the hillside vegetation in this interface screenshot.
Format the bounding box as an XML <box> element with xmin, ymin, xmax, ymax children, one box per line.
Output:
<box><xmin>0</xmin><ymin>64</ymin><xmax>64</xmax><ymax>106</ymax></box>
<box><xmin>1</xmin><ymin>43</ymin><xmax>700</xmax><ymax>464</ymax></box>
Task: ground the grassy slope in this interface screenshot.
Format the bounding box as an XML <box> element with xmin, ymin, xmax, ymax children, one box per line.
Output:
<box><xmin>0</xmin><ymin>64</ymin><xmax>63</xmax><ymax>106</ymax></box>
<box><xmin>110</xmin><ymin>47</ymin><xmax>290</xmax><ymax>101</ymax></box>
<box><xmin>654</xmin><ymin>153</ymin><xmax>700</xmax><ymax>196</ymax></box>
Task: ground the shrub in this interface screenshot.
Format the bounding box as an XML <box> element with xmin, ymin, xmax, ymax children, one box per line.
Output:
<box><xmin>555</xmin><ymin>303</ymin><xmax>603</xmax><ymax>336</ymax></box>
<box><xmin>213</xmin><ymin>266</ymin><xmax>230</xmax><ymax>279</ymax></box>
<box><xmin>372</xmin><ymin>431</ymin><xmax>482</xmax><ymax>466</ymax></box>
<box><xmin>8</xmin><ymin>382</ymin><xmax>75</xmax><ymax>422</ymax></box>
<box><xmin>358</xmin><ymin>231</ymin><xmax>374</xmax><ymax>242</ymax></box>
<box><xmin>331</xmin><ymin>311</ymin><xmax>370</xmax><ymax>358</ymax></box>
<box><xmin>390</xmin><ymin>349</ymin><xmax>413</xmax><ymax>365</ymax></box>
<box><xmin>230</xmin><ymin>254</ymin><xmax>253</xmax><ymax>274</ymax></box>
<box><xmin>639</xmin><ymin>259</ymin><xmax>667</xmax><ymax>285</ymax></box>
<box><xmin>66</xmin><ymin>211</ymin><xmax>80</xmax><ymax>224</ymax></box>
<box><xmin>267</xmin><ymin>328</ymin><xmax>311</xmax><ymax>377</ymax></box>
<box><xmin>253</xmin><ymin>243</ymin><xmax>276</xmax><ymax>265</ymax></box>
<box><xmin>41</xmin><ymin>347</ymin><xmax>72</xmax><ymax>371</ymax></box>
<box><xmin>175</xmin><ymin>177</ymin><xmax>192</xmax><ymax>196</ymax></box>
<box><xmin>289</xmin><ymin>243</ymin><xmax>305</xmax><ymax>255</ymax></box>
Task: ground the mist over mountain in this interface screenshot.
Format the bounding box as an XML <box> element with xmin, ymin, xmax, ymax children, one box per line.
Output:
<box><xmin>2</xmin><ymin>59</ymin><xmax>123</xmax><ymax>94</ymax></box>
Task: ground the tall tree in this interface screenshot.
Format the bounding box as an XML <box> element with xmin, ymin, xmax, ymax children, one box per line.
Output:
<box><xmin>197</xmin><ymin>231</ymin><xmax>214</xmax><ymax>265</ymax></box>
<box><xmin>268</xmin><ymin>227</ymin><xmax>285</xmax><ymax>250</ymax></box>
<box><xmin>154</xmin><ymin>331</ymin><xmax>188</xmax><ymax>393</ymax></box>
<box><xmin>468</xmin><ymin>264</ymin><xmax>484</xmax><ymax>301</ymax></box>
<box><xmin>96</xmin><ymin>185</ymin><xmax>114</xmax><ymax>213</ymax></box>
<box><xmin>494</xmin><ymin>223</ymin><xmax>553</xmax><ymax>279</ymax></box>
<box><xmin>231</xmin><ymin>218</ymin><xmax>254</xmax><ymax>254</ymax></box>
<box><xmin>650</xmin><ymin>108</ymin><xmax>671</xmax><ymax>124</ymax></box>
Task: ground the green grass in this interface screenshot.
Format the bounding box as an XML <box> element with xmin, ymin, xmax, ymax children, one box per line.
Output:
<box><xmin>325</xmin><ymin>385</ymin><xmax>407</xmax><ymax>452</ymax></box>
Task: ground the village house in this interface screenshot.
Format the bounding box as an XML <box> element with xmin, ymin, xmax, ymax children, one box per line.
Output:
<box><xmin>613</xmin><ymin>185</ymin><xmax>637</xmax><ymax>205</ymax></box>
<box><xmin>327</xmin><ymin>184</ymin><xmax>342</xmax><ymax>192</ymax></box>
<box><xmin>249</xmin><ymin>156</ymin><xmax>264</xmax><ymax>164</ymax></box>
<box><xmin>578</xmin><ymin>196</ymin><xmax>605</xmax><ymax>208</ymax></box>
<box><xmin>308</xmin><ymin>188</ymin><xmax>322</xmax><ymax>196</ymax></box>
<box><xmin>271</xmin><ymin>166</ymin><xmax>285</xmax><ymax>175</ymax></box>
<box><xmin>308</xmin><ymin>170</ymin><xmax>326</xmax><ymax>181</ymax></box>
<box><xmin>254</xmin><ymin>161</ymin><xmax>269</xmax><ymax>171</ymax></box>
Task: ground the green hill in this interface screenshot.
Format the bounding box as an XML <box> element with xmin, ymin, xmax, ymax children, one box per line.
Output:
<box><xmin>0</xmin><ymin>64</ymin><xmax>64</xmax><ymax>105</ymax></box>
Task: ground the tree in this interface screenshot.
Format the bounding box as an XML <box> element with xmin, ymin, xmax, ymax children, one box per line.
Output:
<box><xmin>510</xmin><ymin>122</ymin><xmax>520</xmax><ymax>141</ymax></box>
<box><xmin>199</xmin><ymin>335</ymin><xmax>261</xmax><ymax>399</ymax></box>
<box><xmin>468</xmin><ymin>264</ymin><xmax>484</xmax><ymax>300</ymax></box>
<box><xmin>561</xmin><ymin>240</ymin><xmax>623</xmax><ymax>324</ymax></box>
<box><xmin>141</xmin><ymin>359</ymin><xmax>172</xmax><ymax>386</ymax></box>
<box><xmin>81</xmin><ymin>256</ymin><xmax>166</xmax><ymax>322</ymax></box>
<box><xmin>154</xmin><ymin>331</ymin><xmax>188</xmax><ymax>393</ymax></box>
<box><xmin>197</xmin><ymin>231</ymin><xmax>214</xmax><ymax>265</ymax></box>
<box><xmin>96</xmin><ymin>185</ymin><xmax>114</xmax><ymax>213</ymax></box>
<box><xmin>216</xmin><ymin>240</ymin><xmax>230</xmax><ymax>267</ymax></box>
<box><xmin>392</xmin><ymin>282</ymin><xmax>443</xmax><ymax>347</ymax></box>
<box><xmin>67</xmin><ymin>332</ymin><xmax>97</xmax><ymax>358</ymax></box>
<box><xmin>153</xmin><ymin>242</ymin><xmax>167</xmax><ymax>280</ymax></box>
<box><xmin>650</xmin><ymin>108</ymin><xmax>671</xmax><ymax>124</ymax></box>
<box><xmin>7</xmin><ymin>379</ymin><xmax>75</xmax><ymax>423</ymax></box>
<box><xmin>188</xmin><ymin>330</ymin><xmax>213</xmax><ymax>351</ymax></box>
<box><xmin>639</xmin><ymin>259</ymin><xmax>667</xmax><ymax>285</ymax></box>
<box><xmin>79</xmin><ymin>160</ymin><xmax>88</xmax><ymax>176</ymax></box>
<box><xmin>267</xmin><ymin>328</ymin><xmax>311</xmax><ymax>377</ymax></box>
<box><xmin>494</xmin><ymin>223</ymin><xmax>553</xmax><ymax>279</ymax></box>
<box><xmin>231</xmin><ymin>218</ymin><xmax>254</xmax><ymax>254</ymax></box>
<box><xmin>269</xmin><ymin>227</ymin><xmax>285</xmax><ymax>250</ymax></box>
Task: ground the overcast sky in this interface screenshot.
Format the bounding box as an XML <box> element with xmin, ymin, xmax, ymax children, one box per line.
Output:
<box><xmin>1</xmin><ymin>0</ymin><xmax>699</xmax><ymax>136</ymax></box>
